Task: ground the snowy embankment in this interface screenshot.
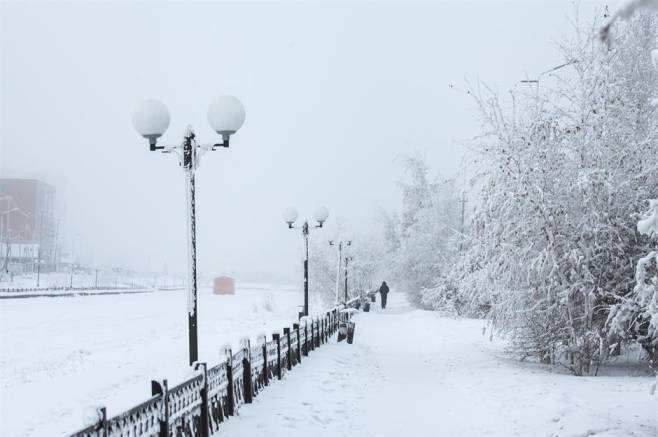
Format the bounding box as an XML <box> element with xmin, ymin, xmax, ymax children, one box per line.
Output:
<box><xmin>0</xmin><ymin>271</ymin><xmax>187</xmax><ymax>293</ymax></box>
<box><xmin>220</xmin><ymin>292</ymin><xmax>658</xmax><ymax>437</ymax></box>
<box><xmin>0</xmin><ymin>286</ymin><xmax>304</xmax><ymax>437</ymax></box>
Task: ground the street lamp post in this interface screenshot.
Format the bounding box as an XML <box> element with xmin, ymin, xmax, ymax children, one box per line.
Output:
<box><xmin>344</xmin><ymin>255</ymin><xmax>352</xmax><ymax>302</ymax></box>
<box><xmin>283</xmin><ymin>207</ymin><xmax>329</xmax><ymax>318</ymax></box>
<box><xmin>132</xmin><ymin>95</ymin><xmax>246</xmax><ymax>366</ymax></box>
<box><xmin>329</xmin><ymin>239</ymin><xmax>351</xmax><ymax>303</ymax></box>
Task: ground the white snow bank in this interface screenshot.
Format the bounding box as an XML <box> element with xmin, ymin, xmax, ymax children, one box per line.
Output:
<box><xmin>0</xmin><ymin>286</ymin><xmax>313</xmax><ymax>436</ymax></box>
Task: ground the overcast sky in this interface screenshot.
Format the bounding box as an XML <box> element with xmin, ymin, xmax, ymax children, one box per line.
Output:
<box><xmin>0</xmin><ymin>0</ymin><xmax>618</xmax><ymax>282</ymax></box>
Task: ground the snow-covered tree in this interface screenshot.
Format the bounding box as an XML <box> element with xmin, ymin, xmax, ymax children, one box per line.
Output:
<box><xmin>607</xmin><ymin>193</ymin><xmax>658</xmax><ymax>370</ymax></box>
<box><xmin>454</xmin><ymin>13</ymin><xmax>658</xmax><ymax>374</ymax></box>
<box><xmin>384</xmin><ymin>152</ymin><xmax>464</xmax><ymax>307</ymax></box>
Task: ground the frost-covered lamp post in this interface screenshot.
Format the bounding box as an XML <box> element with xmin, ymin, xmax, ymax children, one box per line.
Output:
<box><xmin>132</xmin><ymin>96</ymin><xmax>246</xmax><ymax>366</ymax></box>
<box><xmin>283</xmin><ymin>207</ymin><xmax>329</xmax><ymax>317</ymax></box>
<box><xmin>329</xmin><ymin>240</ymin><xmax>351</xmax><ymax>303</ymax></box>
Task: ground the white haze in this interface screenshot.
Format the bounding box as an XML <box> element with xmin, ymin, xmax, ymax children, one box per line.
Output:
<box><xmin>0</xmin><ymin>0</ymin><xmax>617</xmax><ymax>281</ymax></box>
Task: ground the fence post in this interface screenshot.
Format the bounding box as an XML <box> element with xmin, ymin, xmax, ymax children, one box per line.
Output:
<box><xmin>272</xmin><ymin>333</ymin><xmax>282</xmax><ymax>380</ymax></box>
<box><xmin>303</xmin><ymin>321</ymin><xmax>309</xmax><ymax>357</ymax></box>
<box><xmin>241</xmin><ymin>338</ymin><xmax>253</xmax><ymax>404</ymax></box>
<box><xmin>193</xmin><ymin>363</ymin><xmax>209</xmax><ymax>437</ymax></box>
<box><xmin>309</xmin><ymin>319</ymin><xmax>315</xmax><ymax>352</ymax></box>
<box><xmin>224</xmin><ymin>347</ymin><xmax>235</xmax><ymax>416</ymax></box>
<box><xmin>329</xmin><ymin>310</ymin><xmax>334</xmax><ymax>335</ymax></box>
<box><xmin>315</xmin><ymin>318</ymin><xmax>321</xmax><ymax>348</ymax></box>
<box><xmin>98</xmin><ymin>406</ymin><xmax>108</xmax><ymax>437</ymax></box>
<box><xmin>283</xmin><ymin>327</ymin><xmax>292</xmax><ymax>370</ymax></box>
<box><xmin>151</xmin><ymin>380</ymin><xmax>169</xmax><ymax>437</ymax></box>
<box><xmin>293</xmin><ymin>323</ymin><xmax>301</xmax><ymax>363</ymax></box>
<box><xmin>328</xmin><ymin>312</ymin><xmax>332</xmax><ymax>336</ymax></box>
<box><xmin>261</xmin><ymin>335</ymin><xmax>269</xmax><ymax>386</ymax></box>
<box><xmin>322</xmin><ymin>316</ymin><xmax>329</xmax><ymax>343</ymax></box>
<box><xmin>321</xmin><ymin>316</ymin><xmax>325</xmax><ymax>343</ymax></box>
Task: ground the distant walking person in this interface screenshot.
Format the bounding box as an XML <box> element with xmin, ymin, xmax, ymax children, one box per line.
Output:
<box><xmin>379</xmin><ymin>281</ymin><xmax>389</xmax><ymax>309</ymax></box>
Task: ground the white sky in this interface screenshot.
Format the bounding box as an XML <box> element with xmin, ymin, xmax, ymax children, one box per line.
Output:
<box><xmin>0</xmin><ymin>0</ymin><xmax>618</xmax><ymax>281</ymax></box>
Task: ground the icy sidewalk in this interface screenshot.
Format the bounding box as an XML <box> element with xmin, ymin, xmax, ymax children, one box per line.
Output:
<box><xmin>220</xmin><ymin>292</ymin><xmax>658</xmax><ymax>437</ymax></box>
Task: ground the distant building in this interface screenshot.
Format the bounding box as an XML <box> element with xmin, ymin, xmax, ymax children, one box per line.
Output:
<box><xmin>0</xmin><ymin>178</ymin><xmax>56</xmax><ymax>273</ymax></box>
<box><xmin>213</xmin><ymin>276</ymin><xmax>235</xmax><ymax>295</ymax></box>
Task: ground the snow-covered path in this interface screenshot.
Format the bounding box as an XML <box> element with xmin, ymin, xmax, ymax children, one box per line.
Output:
<box><xmin>220</xmin><ymin>292</ymin><xmax>658</xmax><ymax>437</ymax></box>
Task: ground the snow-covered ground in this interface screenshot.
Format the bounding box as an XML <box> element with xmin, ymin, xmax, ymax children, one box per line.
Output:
<box><xmin>221</xmin><ymin>292</ymin><xmax>658</xmax><ymax>437</ymax></box>
<box><xmin>0</xmin><ymin>285</ymin><xmax>306</xmax><ymax>436</ymax></box>
<box><xmin>2</xmin><ymin>290</ymin><xmax>656</xmax><ymax>437</ymax></box>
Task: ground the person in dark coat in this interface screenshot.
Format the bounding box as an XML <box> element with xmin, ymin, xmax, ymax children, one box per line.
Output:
<box><xmin>379</xmin><ymin>281</ymin><xmax>389</xmax><ymax>309</ymax></box>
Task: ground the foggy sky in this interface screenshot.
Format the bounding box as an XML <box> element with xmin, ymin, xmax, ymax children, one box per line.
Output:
<box><xmin>0</xmin><ymin>0</ymin><xmax>616</xmax><ymax>282</ymax></box>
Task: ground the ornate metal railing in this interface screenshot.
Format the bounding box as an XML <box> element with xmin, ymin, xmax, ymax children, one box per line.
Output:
<box><xmin>69</xmin><ymin>301</ymin><xmax>359</xmax><ymax>437</ymax></box>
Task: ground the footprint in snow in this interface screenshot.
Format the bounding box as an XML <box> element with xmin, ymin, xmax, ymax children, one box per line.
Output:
<box><xmin>312</xmin><ymin>414</ymin><xmax>330</xmax><ymax>425</ymax></box>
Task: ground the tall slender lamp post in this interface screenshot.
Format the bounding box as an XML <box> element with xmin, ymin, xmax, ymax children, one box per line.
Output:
<box><xmin>343</xmin><ymin>255</ymin><xmax>353</xmax><ymax>302</ymax></box>
<box><xmin>329</xmin><ymin>240</ymin><xmax>351</xmax><ymax>303</ymax></box>
<box><xmin>132</xmin><ymin>95</ymin><xmax>246</xmax><ymax>366</ymax></box>
<box><xmin>283</xmin><ymin>207</ymin><xmax>329</xmax><ymax>317</ymax></box>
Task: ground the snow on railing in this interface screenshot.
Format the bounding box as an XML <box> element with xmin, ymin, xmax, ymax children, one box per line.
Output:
<box><xmin>67</xmin><ymin>298</ymin><xmax>365</xmax><ymax>437</ymax></box>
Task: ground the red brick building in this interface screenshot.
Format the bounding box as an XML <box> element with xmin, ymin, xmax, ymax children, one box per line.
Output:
<box><xmin>0</xmin><ymin>178</ymin><xmax>56</xmax><ymax>270</ymax></box>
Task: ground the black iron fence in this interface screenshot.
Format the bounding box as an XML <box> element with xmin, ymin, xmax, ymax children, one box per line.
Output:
<box><xmin>68</xmin><ymin>296</ymin><xmax>366</xmax><ymax>437</ymax></box>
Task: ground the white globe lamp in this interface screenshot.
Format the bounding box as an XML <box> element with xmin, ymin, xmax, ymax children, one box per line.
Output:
<box><xmin>283</xmin><ymin>207</ymin><xmax>299</xmax><ymax>227</ymax></box>
<box><xmin>314</xmin><ymin>206</ymin><xmax>329</xmax><ymax>226</ymax></box>
<box><xmin>132</xmin><ymin>99</ymin><xmax>170</xmax><ymax>145</ymax></box>
<box><xmin>207</xmin><ymin>95</ymin><xmax>246</xmax><ymax>138</ymax></box>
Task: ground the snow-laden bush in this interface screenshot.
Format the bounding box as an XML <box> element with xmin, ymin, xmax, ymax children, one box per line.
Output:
<box><xmin>382</xmin><ymin>153</ymin><xmax>464</xmax><ymax>308</ymax></box>
<box><xmin>451</xmin><ymin>13</ymin><xmax>658</xmax><ymax>374</ymax></box>
<box><xmin>608</xmin><ymin>199</ymin><xmax>658</xmax><ymax>369</ymax></box>
<box><xmin>420</xmin><ymin>279</ymin><xmax>463</xmax><ymax>315</ymax></box>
